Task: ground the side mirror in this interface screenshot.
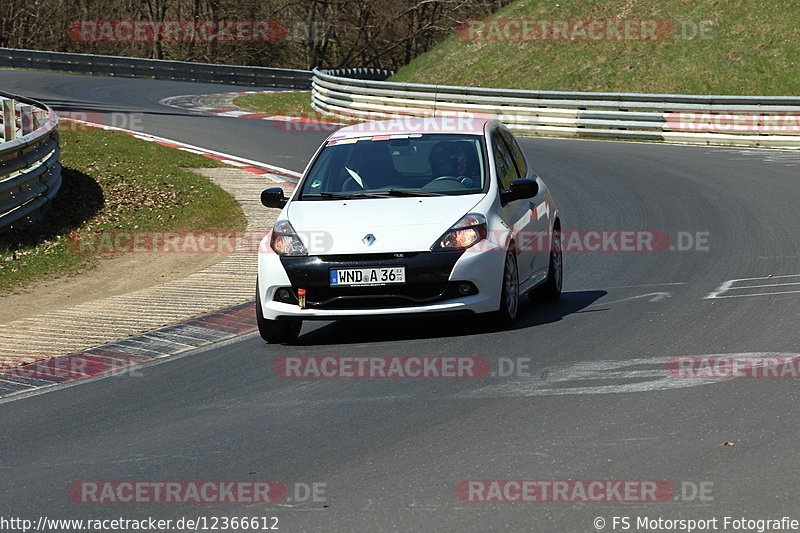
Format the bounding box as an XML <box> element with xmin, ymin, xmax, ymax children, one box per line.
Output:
<box><xmin>261</xmin><ymin>187</ymin><xmax>287</xmax><ymax>208</ymax></box>
<box><xmin>501</xmin><ymin>178</ymin><xmax>539</xmax><ymax>206</ymax></box>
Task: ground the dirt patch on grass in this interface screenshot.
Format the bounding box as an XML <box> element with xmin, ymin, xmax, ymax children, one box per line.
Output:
<box><xmin>0</xmin><ymin>250</ymin><xmax>227</xmax><ymax>324</ymax></box>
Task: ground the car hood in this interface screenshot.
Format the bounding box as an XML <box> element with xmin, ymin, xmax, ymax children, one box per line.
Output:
<box><xmin>286</xmin><ymin>195</ymin><xmax>485</xmax><ymax>254</ymax></box>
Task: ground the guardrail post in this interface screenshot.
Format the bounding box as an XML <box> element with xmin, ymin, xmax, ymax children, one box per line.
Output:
<box><xmin>2</xmin><ymin>98</ymin><xmax>16</xmax><ymax>141</ymax></box>
<box><xmin>19</xmin><ymin>104</ymin><xmax>35</xmax><ymax>135</ymax></box>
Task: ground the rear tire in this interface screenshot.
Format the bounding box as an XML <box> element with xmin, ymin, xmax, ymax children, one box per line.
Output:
<box><xmin>530</xmin><ymin>225</ymin><xmax>562</xmax><ymax>302</ymax></box>
<box><xmin>256</xmin><ymin>282</ymin><xmax>302</xmax><ymax>344</ymax></box>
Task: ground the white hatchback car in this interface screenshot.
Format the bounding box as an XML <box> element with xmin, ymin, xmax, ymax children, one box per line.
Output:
<box><xmin>256</xmin><ymin>118</ymin><xmax>562</xmax><ymax>343</ymax></box>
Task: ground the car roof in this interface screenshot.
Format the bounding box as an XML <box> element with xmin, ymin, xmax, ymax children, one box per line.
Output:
<box><xmin>328</xmin><ymin>117</ymin><xmax>492</xmax><ymax>139</ymax></box>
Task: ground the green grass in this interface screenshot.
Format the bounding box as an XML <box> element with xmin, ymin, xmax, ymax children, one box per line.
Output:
<box><xmin>0</xmin><ymin>126</ymin><xmax>246</xmax><ymax>292</ymax></box>
<box><xmin>391</xmin><ymin>0</ymin><xmax>799</xmax><ymax>95</ymax></box>
<box><xmin>234</xmin><ymin>91</ymin><xmax>315</xmax><ymax>115</ymax></box>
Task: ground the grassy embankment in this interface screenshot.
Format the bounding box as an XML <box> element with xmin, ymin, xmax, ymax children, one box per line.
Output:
<box><xmin>0</xmin><ymin>126</ymin><xmax>246</xmax><ymax>292</ymax></box>
<box><xmin>390</xmin><ymin>0</ymin><xmax>798</xmax><ymax>95</ymax></box>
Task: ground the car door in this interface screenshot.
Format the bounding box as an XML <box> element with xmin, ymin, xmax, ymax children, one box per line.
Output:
<box><xmin>490</xmin><ymin>127</ymin><xmax>534</xmax><ymax>285</ymax></box>
<box><xmin>498</xmin><ymin>127</ymin><xmax>550</xmax><ymax>277</ymax></box>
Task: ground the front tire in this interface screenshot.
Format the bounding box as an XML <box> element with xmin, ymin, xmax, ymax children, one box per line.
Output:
<box><xmin>530</xmin><ymin>225</ymin><xmax>562</xmax><ymax>302</ymax></box>
<box><xmin>256</xmin><ymin>282</ymin><xmax>302</xmax><ymax>344</ymax></box>
<box><xmin>492</xmin><ymin>251</ymin><xmax>520</xmax><ymax>326</ymax></box>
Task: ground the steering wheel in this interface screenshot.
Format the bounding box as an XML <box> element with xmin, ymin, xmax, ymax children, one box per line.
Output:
<box><xmin>426</xmin><ymin>176</ymin><xmax>472</xmax><ymax>189</ymax></box>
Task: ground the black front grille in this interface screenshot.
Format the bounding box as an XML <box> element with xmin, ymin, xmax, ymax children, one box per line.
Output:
<box><xmin>306</xmin><ymin>283</ymin><xmax>448</xmax><ymax>309</ymax></box>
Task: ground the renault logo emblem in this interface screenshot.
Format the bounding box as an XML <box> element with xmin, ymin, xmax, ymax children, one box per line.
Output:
<box><xmin>362</xmin><ymin>234</ymin><xmax>376</xmax><ymax>246</ymax></box>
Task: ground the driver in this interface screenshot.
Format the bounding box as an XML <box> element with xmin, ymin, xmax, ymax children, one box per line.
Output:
<box><xmin>428</xmin><ymin>141</ymin><xmax>476</xmax><ymax>188</ymax></box>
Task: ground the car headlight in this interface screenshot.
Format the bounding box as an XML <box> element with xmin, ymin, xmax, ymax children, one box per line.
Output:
<box><xmin>431</xmin><ymin>213</ymin><xmax>487</xmax><ymax>251</ymax></box>
<box><xmin>270</xmin><ymin>220</ymin><xmax>308</xmax><ymax>256</ymax></box>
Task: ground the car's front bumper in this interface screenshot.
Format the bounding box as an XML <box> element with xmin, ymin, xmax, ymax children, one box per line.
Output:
<box><xmin>257</xmin><ymin>242</ymin><xmax>506</xmax><ymax>320</ymax></box>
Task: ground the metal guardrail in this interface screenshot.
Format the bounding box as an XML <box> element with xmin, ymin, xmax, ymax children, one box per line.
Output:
<box><xmin>312</xmin><ymin>69</ymin><xmax>800</xmax><ymax>148</ymax></box>
<box><xmin>0</xmin><ymin>47</ymin><xmax>312</xmax><ymax>89</ymax></box>
<box><xmin>0</xmin><ymin>91</ymin><xmax>61</xmax><ymax>231</ymax></box>
<box><xmin>322</xmin><ymin>68</ymin><xmax>396</xmax><ymax>81</ymax></box>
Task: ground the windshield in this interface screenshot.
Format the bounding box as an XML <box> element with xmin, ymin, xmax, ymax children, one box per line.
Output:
<box><xmin>298</xmin><ymin>133</ymin><xmax>487</xmax><ymax>199</ymax></box>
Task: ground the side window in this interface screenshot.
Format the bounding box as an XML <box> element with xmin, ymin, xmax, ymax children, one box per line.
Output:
<box><xmin>499</xmin><ymin>128</ymin><xmax>529</xmax><ymax>178</ymax></box>
<box><xmin>491</xmin><ymin>131</ymin><xmax>520</xmax><ymax>190</ymax></box>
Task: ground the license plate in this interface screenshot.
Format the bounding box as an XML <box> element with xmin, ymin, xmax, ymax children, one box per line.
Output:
<box><xmin>330</xmin><ymin>266</ymin><xmax>405</xmax><ymax>286</ymax></box>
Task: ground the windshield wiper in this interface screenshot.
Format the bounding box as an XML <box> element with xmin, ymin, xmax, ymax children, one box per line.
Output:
<box><xmin>303</xmin><ymin>190</ymin><xmax>443</xmax><ymax>200</ymax></box>
<box><xmin>302</xmin><ymin>191</ymin><xmax>355</xmax><ymax>199</ymax></box>
<box><xmin>303</xmin><ymin>191</ymin><xmax>380</xmax><ymax>200</ymax></box>
<box><xmin>373</xmin><ymin>189</ymin><xmax>445</xmax><ymax>197</ymax></box>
